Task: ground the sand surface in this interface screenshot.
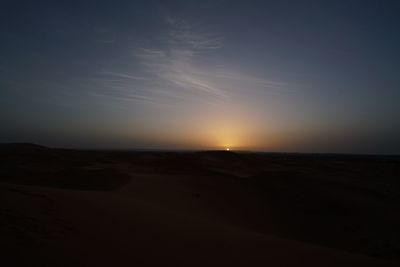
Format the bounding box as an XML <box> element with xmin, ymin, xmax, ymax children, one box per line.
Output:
<box><xmin>1</xmin><ymin>145</ymin><xmax>399</xmax><ymax>266</ymax></box>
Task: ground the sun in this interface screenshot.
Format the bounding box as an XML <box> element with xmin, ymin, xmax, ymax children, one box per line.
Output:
<box><xmin>226</xmin><ymin>148</ymin><xmax>230</xmax><ymax>151</ymax></box>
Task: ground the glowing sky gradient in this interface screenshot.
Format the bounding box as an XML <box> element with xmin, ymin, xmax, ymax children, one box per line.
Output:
<box><xmin>1</xmin><ymin>1</ymin><xmax>400</xmax><ymax>153</ymax></box>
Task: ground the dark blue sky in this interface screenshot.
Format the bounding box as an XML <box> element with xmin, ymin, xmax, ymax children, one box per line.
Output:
<box><xmin>1</xmin><ymin>0</ymin><xmax>400</xmax><ymax>153</ymax></box>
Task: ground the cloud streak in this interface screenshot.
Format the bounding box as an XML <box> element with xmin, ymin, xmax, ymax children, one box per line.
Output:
<box><xmin>87</xmin><ymin>17</ymin><xmax>292</xmax><ymax>108</ymax></box>
<box><xmin>166</xmin><ymin>17</ymin><xmax>223</xmax><ymax>50</ymax></box>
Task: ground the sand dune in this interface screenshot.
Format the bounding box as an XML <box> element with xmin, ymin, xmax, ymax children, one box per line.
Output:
<box><xmin>1</xmin><ymin>146</ymin><xmax>399</xmax><ymax>266</ymax></box>
<box><xmin>1</xmin><ymin>183</ymin><xmax>395</xmax><ymax>267</ymax></box>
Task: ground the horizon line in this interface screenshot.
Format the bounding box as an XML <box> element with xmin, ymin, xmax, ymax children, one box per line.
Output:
<box><xmin>1</xmin><ymin>142</ymin><xmax>400</xmax><ymax>157</ymax></box>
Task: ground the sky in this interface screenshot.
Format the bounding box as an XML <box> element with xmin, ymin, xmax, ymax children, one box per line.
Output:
<box><xmin>1</xmin><ymin>0</ymin><xmax>400</xmax><ymax>153</ymax></box>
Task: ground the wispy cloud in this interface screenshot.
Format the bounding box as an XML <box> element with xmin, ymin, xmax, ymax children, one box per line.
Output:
<box><xmin>100</xmin><ymin>71</ymin><xmax>145</xmax><ymax>80</ymax></box>
<box><xmin>166</xmin><ymin>17</ymin><xmax>223</xmax><ymax>50</ymax></box>
<box><xmin>136</xmin><ymin>47</ymin><xmax>228</xmax><ymax>100</ymax></box>
<box><xmin>86</xmin><ymin>72</ymin><xmax>161</xmax><ymax>107</ymax></box>
<box><xmin>87</xmin><ymin>17</ymin><xmax>292</xmax><ymax>108</ymax></box>
<box><xmin>132</xmin><ymin>18</ymin><xmax>230</xmax><ymax>103</ymax></box>
<box><xmin>97</xmin><ymin>38</ymin><xmax>116</xmax><ymax>44</ymax></box>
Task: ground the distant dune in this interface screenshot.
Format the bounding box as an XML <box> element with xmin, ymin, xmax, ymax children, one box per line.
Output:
<box><xmin>1</xmin><ymin>145</ymin><xmax>399</xmax><ymax>266</ymax></box>
<box><xmin>0</xmin><ymin>142</ymin><xmax>50</xmax><ymax>151</ymax></box>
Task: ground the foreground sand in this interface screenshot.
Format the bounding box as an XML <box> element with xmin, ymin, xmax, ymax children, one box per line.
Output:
<box><xmin>1</xmin><ymin>145</ymin><xmax>399</xmax><ymax>266</ymax></box>
<box><xmin>1</xmin><ymin>183</ymin><xmax>396</xmax><ymax>267</ymax></box>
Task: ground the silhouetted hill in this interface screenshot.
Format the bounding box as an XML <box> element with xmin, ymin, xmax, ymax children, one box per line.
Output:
<box><xmin>0</xmin><ymin>143</ymin><xmax>50</xmax><ymax>151</ymax></box>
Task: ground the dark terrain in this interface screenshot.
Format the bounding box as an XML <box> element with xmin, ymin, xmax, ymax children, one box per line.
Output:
<box><xmin>1</xmin><ymin>143</ymin><xmax>399</xmax><ymax>266</ymax></box>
